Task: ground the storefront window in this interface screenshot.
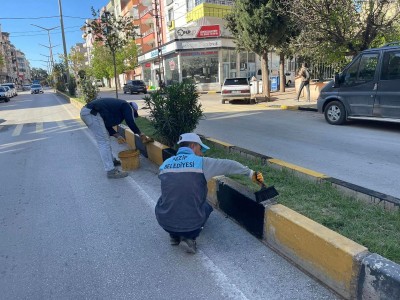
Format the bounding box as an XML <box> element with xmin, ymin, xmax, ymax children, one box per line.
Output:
<box><xmin>165</xmin><ymin>55</ymin><xmax>179</xmax><ymax>85</ymax></box>
<box><xmin>142</xmin><ymin>67</ymin><xmax>152</xmax><ymax>87</ymax></box>
<box><xmin>222</xmin><ymin>49</ymin><xmax>229</xmax><ymax>63</ymax></box>
<box><xmin>181</xmin><ymin>50</ymin><xmax>219</xmax><ymax>83</ymax></box>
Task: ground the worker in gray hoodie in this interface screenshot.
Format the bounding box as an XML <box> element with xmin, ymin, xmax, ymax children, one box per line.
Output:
<box><xmin>155</xmin><ymin>133</ymin><xmax>264</xmax><ymax>254</ymax></box>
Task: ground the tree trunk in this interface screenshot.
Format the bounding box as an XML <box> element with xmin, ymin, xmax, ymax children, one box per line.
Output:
<box><xmin>279</xmin><ymin>52</ymin><xmax>285</xmax><ymax>92</ymax></box>
<box><xmin>261</xmin><ymin>51</ymin><xmax>270</xmax><ymax>99</ymax></box>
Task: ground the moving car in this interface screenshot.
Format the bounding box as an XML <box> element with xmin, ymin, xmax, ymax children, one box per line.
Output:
<box><xmin>123</xmin><ymin>80</ymin><xmax>147</xmax><ymax>94</ymax></box>
<box><xmin>22</xmin><ymin>84</ymin><xmax>31</xmax><ymax>91</ymax></box>
<box><xmin>221</xmin><ymin>77</ymin><xmax>252</xmax><ymax>104</ymax></box>
<box><xmin>0</xmin><ymin>86</ymin><xmax>10</xmax><ymax>102</ymax></box>
<box><xmin>317</xmin><ymin>42</ymin><xmax>400</xmax><ymax>125</ymax></box>
<box><xmin>1</xmin><ymin>83</ymin><xmax>17</xmax><ymax>97</ymax></box>
<box><xmin>31</xmin><ymin>84</ymin><xmax>44</xmax><ymax>94</ymax></box>
<box><xmin>94</xmin><ymin>79</ymin><xmax>104</xmax><ymax>87</ymax></box>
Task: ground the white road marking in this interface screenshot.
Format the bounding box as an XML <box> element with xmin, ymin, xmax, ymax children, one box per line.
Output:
<box><xmin>36</xmin><ymin>122</ymin><xmax>43</xmax><ymax>133</ymax></box>
<box><xmin>12</xmin><ymin>124</ymin><xmax>23</xmax><ymax>136</ymax></box>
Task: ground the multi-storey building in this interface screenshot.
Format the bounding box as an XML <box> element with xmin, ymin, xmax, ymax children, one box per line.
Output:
<box><xmin>0</xmin><ymin>31</ymin><xmax>18</xmax><ymax>84</ymax></box>
<box><xmin>134</xmin><ymin>0</ymin><xmax>284</xmax><ymax>92</ymax></box>
<box><xmin>83</xmin><ymin>0</ymin><xmax>294</xmax><ymax>91</ymax></box>
<box><xmin>16</xmin><ymin>50</ymin><xmax>31</xmax><ymax>84</ymax></box>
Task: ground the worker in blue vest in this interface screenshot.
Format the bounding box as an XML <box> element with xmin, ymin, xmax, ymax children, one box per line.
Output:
<box><xmin>155</xmin><ymin>133</ymin><xmax>264</xmax><ymax>254</ymax></box>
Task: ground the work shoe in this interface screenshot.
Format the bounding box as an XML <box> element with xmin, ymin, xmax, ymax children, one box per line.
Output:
<box><xmin>169</xmin><ymin>235</ymin><xmax>181</xmax><ymax>246</ymax></box>
<box><xmin>113</xmin><ymin>158</ymin><xmax>121</xmax><ymax>166</ymax></box>
<box><xmin>107</xmin><ymin>168</ymin><xmax>128</xmax><ymax>179</ymax></box>
<box><xmin>180</xmin><ymin>238</ymin><xmax>197</xmax><ymax>254</ymax></box>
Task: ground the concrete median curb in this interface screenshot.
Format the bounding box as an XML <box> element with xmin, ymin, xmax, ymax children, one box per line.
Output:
<box><xmin>116</xmin><ymin>125</ymin><xmax>399</xmax><ymax>299</ymax></box>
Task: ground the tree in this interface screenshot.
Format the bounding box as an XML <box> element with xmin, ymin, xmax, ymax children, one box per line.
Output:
<box><xmin>68</xmin><ymin>48</ymin><xmax>86</xmax><ymax>80</ymax></box>
<box><xmin>90</xmin><ymin>42</ymin><xmax>113</xmax><ymax>82</ymax></box>
<box><xmin>84</xmin><ymin>7</ymin><xmax>137</xmax><ymax>98</ymax></box>
<box><xmin>280</xmin><ymin>0</ymin><xmax>400</xmax><ymax>63</ymax></box>
<box><xmin>31</xmin><ymin>68</ymin><xmax>49</xmax><ymax>83</ymax></box>
<box><xmin>225</xmin><ymin>0</ymin><xmax>296</xmax><ymax>98</ymax></box>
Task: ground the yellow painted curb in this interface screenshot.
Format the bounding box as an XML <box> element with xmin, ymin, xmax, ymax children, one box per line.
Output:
<box><xmin>280</xmin><ymin>105</ymin><xmax>299</xmax><ymax>110</ymax></box>
<box><xmin>207</xmin><ymin>177</ymin><xmax>220</xmax><ymax>208</ymax></box>
<box><xmin>207</xmin><ymin>91</ymin><xmax>217</xmax><ymax>94</ymax></box>
<box><xmin>204</xmin><ymin>137</ymin><xmax>234</xmax><ymax>149</ymax></box>
<box><xmin>123</xmin><ymin>128</ymin><xmax>136</xmax><ymax>150</ymax></box>
<box><xmin>268</xmin><ymin>158</ymin><xmax>328</xmax><ymax>179</ymax></box>
<box><xmin>146</xmin><ymin>141</ymin><xmax>169</xmax><ymax>166</ymax></box>
<box><xmin>266</xmin><ymin>204</ymin><xmax>368</xmax><ymax>299</ymax></box>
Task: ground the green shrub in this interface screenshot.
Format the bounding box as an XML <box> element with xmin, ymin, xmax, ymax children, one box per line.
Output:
<box><xmin>79</xmin><ymin>77</ymin><xmax>99</xmax><ymax>103</ymax></box>
<box><xmin>56</xmin><ymin>81</ymin><xmax>66</xmax><ymax>92</ymax></box>
<box><xmin>143</xmin><ymin>82</ymin><xmax>203</xmax><ymax>147</ymax></box>
<box><xmin>68</xmin><ymin>77</ymin><xmax>77</xmax><ymax>96</ymax></box>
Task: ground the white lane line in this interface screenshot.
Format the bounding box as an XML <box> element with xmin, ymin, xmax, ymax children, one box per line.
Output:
<box><xmin>125</xmin><ymin>178</ymin><xmax>248</xmax><ymax>300</ymax></box>
<box><xmin>36</xmin><ymin>122</ymin><xmax>43</xmax><ymax>133</ymax></box>
<box><xmin>12</xmin><ymin>124</ymin><xmax>23</xmax><ymax>136</ymax></box>
<box><xmin>56</xmin><ymin>92</ymin><xmax>249</xmax><ymax>300</ymax></box>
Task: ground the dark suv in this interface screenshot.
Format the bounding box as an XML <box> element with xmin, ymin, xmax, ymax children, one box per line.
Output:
<box><xmin>318</xmin><ymin>42</ymin><xmax>400</xmax><ymax>125</ymax></box>
<box><xmin>123</xmin><ymin>80</ymin><xmax>147</xmax><ymax>94</ymax></box>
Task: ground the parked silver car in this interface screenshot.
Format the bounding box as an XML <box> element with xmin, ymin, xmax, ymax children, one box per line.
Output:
<box><xmin>318</xmin><ymin>42</ymin><xmax>400</xmax><ymax>125</ymax></box>
<box><xmin>0</xmin><ymin>86</ymin><xmax>10</xmax><ymax>102</ymax></box>
<box><xmin>221</xmin><ymin>77</ymin><xmax>252</xmax><ymax>104</ymax></box>
<box><xmin>2</xmin><ymin>86</ymin><xmax>13</xmax><ymax>98</ymax></box>
<box><xmin>1</xmin><ymin>83</ymin><xmax>17</xmax><ymax>97</ymax></box>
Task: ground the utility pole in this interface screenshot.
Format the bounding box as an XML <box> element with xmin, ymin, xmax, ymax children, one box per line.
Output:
<box><xmin>153</xmin><ymin>0</ymin><xmax>164</xmax><ymax>89</ymax></box>
<box><xmin>58</xmin><ymin>0</ymin><xmax>70</xmax><ymax>84</ymax></box>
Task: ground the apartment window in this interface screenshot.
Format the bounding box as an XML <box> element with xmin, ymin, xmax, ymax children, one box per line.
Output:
<box><xmin>187</xmin><ymin>0</ymin><xmax>194</xmax><ymax>12</ymax></box>
<box><xmin>168</xmin><ymin>9</ymin><xmax>174</xmax><ymax>21</ymax></box>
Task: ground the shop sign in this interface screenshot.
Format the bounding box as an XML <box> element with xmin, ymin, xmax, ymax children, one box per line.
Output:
<box><xmin>145</xmin><ymin>63</ymin><xmax>151</xmax><ymax>68</ymax></box>
<box><xmin>181</xmin><ymin>40</ymin><xmax>222</xmax><ymax>50</ymax></box>
<box><xmin>138</xmin><ymin>42</ymin><xmax>177</xmax><ymax>63</ymax></box>
<box><xmin>175</xmin><ymin>25</ymin><xmax>220</xmax><ymax>39</ymax></box>
<box><xmin>181</xmin><ymin>51</ymin><xmax>218</xmax><ymax>57</ymax></box>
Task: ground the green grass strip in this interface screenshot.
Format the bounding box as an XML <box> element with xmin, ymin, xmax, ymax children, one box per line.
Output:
<box><xmin>135</xmin><ymin>117</ymin><xmax>400</xmax><ymax>264</ymax></box>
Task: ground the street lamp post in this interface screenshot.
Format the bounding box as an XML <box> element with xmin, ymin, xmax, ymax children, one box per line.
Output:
<box><xmin>31</xmin><ymin>24</ymin><xmax>59</xmax><ymax>87</ymax></box>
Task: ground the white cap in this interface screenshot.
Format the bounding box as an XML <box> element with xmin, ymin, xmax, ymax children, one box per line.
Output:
<box><xmin>177</xmin><ymin>133</ymin><xmax>210</xmax><ymax>152</ymax></box>
<box><xmin>129</xmin><ymin>101</ymin><xmax>138</xmax><ymax>111</ymax></box>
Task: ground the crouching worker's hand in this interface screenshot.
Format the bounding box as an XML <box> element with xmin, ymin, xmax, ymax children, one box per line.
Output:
<box><xmin>251</xmin><ymin>171</ymin><xmax>264</xmax><ymax>184</ymax></box>
<box><xmin>117</xmin><ymin>136</ymin><xmax>126</xmax><ymax>144</ymax></box>
<box><xmin>140</xmin><ymin>134</ymin><xmax>154</xmax><ymax>144</ymax></box>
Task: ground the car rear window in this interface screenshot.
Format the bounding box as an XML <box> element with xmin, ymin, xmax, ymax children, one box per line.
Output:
<box><xmin>224</xmin><ymin>78</ymin><xmax>249</xmax><ymax>85</ymax></box>
<box><xmin>0</xmin><ymin>87</ymin><xmax>5</xmax><ymax>92</ymax></box>
<box><xmin>131</xmin><ymin>80</ymin><xmax>144</xmax><ymax>85</ymax></box>
<box><xmin>2</xmin><ymin>84</ymin><xmax>15</xmax><ymax>88</ymax></box>
<box><xmin>32</xmin><ymin>84</ymin><xmax>41</xmax><ymax>88</ymax></box>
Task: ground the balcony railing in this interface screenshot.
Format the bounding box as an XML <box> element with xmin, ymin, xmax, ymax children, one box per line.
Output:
<box><xmin>139</xmin><ymin>6</ymin><xmax>153</xmax><ymax>18</ymax></box>
<box><xmin>142</xmin><ymin>28</ymin><xmax>154</xmax><ymax>37</ymax></box>
<box><xmin>195</xmin><ymin>0</ymin><xmax>234</xmax><ymax>6</ymax></box>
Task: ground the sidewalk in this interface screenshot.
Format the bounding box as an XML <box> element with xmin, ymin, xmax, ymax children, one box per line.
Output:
<box><xmin>255</xmin><ymin>87</ymin><xmax>318</xmax><ymax>110</ymax></box>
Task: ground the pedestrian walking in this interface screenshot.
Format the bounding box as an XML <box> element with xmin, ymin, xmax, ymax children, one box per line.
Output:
<box><xmin>80</xmin><ymin>98</ymin><xmax>153</xmax><ymax>179</ymax></box>
<box><xmin>295</xmin><ymin>62</ymin><xmax>311</xmax><ymax>102</ymax></box>
<box><xmin>155</xmin><ymin>133</ymin><xmax>264</xmax><ymax>254</ymax></box>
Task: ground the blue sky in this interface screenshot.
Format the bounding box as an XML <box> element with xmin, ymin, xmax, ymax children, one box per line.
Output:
<box><xmin>0</xmin><ymin>0</ymin><xmax>108</xmax><ymax>69</ymax></box>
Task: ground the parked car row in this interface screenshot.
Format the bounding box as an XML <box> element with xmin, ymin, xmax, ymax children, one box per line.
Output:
<box><xmin>0</xmin><ymin>83</ymin><xmax>18</xmax><ymax>103</ymax></box>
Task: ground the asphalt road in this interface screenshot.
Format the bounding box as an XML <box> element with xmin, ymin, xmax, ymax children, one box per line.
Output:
<box><xmin>100</xmin><ymin>89</ymin><xmax>400</xmax><ymax>199</ymax></box>
<box><xmin>0</xmin><ymin>90</ymin><xmax>337</xmax><ymax>299</ymax></box>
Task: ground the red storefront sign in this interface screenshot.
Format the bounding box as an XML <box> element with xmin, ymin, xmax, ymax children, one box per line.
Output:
<box><xmin>196</xmin><ymin>25</ymin><xmax>220</xmax><ymax>38</ymax></box>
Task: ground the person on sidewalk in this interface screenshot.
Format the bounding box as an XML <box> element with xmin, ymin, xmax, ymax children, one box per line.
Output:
<box><xmin>155</xmin><ymin>133</ymin><xmax>264</xmax><ymax>254</ymax></box>
<box><xmin>295</xmin><ymin>62</ymin><xmax>311</xmax><ymax>102</ymax></box>
<box><xmin>80</xmin><ymin>98</ymin><xmax>153</xmax><ymax>179</ymax></box>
